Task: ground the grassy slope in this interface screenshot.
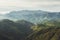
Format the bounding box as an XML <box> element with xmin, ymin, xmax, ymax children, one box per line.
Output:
<box><xmin>26</xmin><ymin>27</ymin><xmax>60</xmax><ymax>40</ymax></box>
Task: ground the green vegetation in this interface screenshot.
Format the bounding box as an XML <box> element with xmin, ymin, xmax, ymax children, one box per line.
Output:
<box><xmin>0</xmin><ymin>19</ymin><xmax>34</xmax><ymax>40</ymax></box>
<box><xmin>26</xmin><ymin>27</ymin><xmax>60</xmax><ymax>40</ymax></box>
<box><xmin>26</xmin><ymin>20</ymin><xmax>60</xmax><ymax>40</ymax></box>
<box><xmin>0</xmin><ymin>19</ymin><xmax>60</xmax><ymax>40</ymax></box>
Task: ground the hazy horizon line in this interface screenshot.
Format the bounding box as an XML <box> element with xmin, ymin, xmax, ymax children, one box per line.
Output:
<box><xmin>0</xmin><ymin>9</ymin><xmax>60</xmax><ymax>14</ymax></box>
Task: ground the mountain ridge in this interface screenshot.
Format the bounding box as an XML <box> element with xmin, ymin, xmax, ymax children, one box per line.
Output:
<box><xmin>0</xmin><ymin>10</ymin><xmax>60</xmax><ymax>23</ymax></box>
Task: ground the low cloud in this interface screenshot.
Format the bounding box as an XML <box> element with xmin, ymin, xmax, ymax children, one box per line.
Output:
<box><xmin>0</xmin><ymin>0</ymin><xmax>60</xmax><ymax>14</ymax></box>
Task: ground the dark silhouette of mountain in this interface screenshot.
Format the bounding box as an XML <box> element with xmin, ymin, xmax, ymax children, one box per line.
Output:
<box><xmin>0</xmin><ymin>19</ymin><xmax>34</xmax><ymax>40</ymax></box>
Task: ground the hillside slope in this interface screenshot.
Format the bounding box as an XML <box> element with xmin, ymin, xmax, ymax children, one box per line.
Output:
<box><xmin>0</xmin><ymin>19</ymin><xmax>34</xmax><ymax>40</ymax></box>
<box><xmin>26</xmin><ymin>27</ymin><xmax>60</xmax><ymax>40</ymax></box>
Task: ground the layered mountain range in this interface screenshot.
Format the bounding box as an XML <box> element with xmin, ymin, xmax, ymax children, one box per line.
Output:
<box><xmin>0</xmin><ymin>10</ymin><xmax>60</xmax><ymax>40</ymax></box>
<box><xmin>0</xmin><ymin>10</ymin><xmax>60</xmax><ymax>23</ymax></box>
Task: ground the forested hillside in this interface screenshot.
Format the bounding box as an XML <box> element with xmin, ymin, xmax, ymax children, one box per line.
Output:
<box><xmin>0</xmin><ymin>19</ymin><xmax>60</xmax><ymax>40</ymax></box>
<box><xmin>0</xmin><ymin>19</ymin><xmax>34</xmax><ymax>40</ymax></box>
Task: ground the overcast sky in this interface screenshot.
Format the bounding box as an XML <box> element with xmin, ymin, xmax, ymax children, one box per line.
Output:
<box><xmin>0</xmin><ymin>0</ymin><xmax>60</xmax><ymax>14</ymax></box>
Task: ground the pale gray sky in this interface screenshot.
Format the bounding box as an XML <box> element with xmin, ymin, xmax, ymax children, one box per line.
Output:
<box><xmin>0</xmin><ymin>0</ymin><xmax>60</xmax><ymax>14</ymax></box>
